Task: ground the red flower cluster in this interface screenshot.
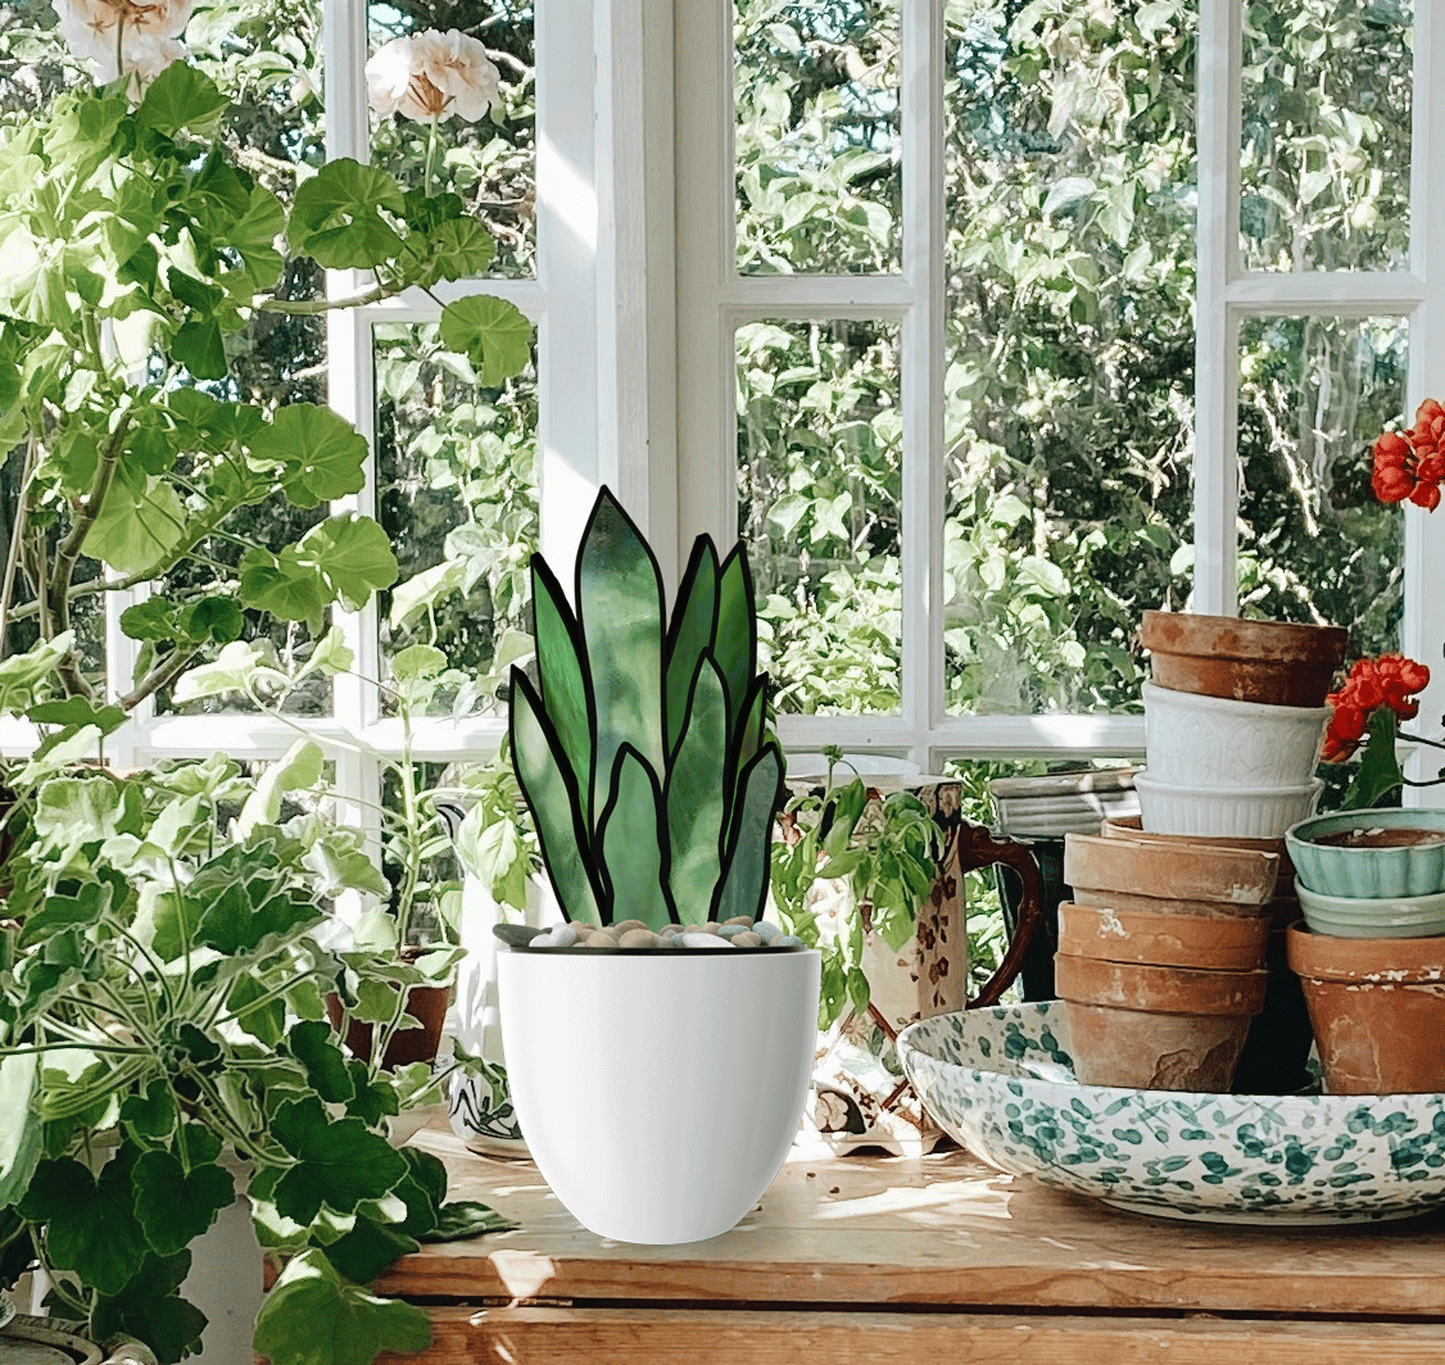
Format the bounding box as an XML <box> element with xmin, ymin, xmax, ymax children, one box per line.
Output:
<box><xmin>1373</xmin><ymin>398</ymin><xmax>1445</xmax><ymax>511</ymax></box>
<box><xmin>1322</xmin><ymin>653</ymin><xmax>1432</xmax><ymax>762</ymax></box>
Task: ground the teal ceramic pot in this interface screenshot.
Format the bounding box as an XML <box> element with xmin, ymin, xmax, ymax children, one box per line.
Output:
<box><xmin>1295</xmin><ymin>883</ymin><xmax>1445</xmax><ymax>939</ymax></box>
<box><xmin>1285</xmin><ymin>808</ymin><xmax>1445</xmax><ymax>899</ymax></box>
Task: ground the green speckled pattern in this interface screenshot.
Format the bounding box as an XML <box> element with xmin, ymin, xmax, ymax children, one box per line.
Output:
<box><xmin>898</xmin><ymin>1003</ymin><xmax>1445</xmax><ymax>1224</ymax></box>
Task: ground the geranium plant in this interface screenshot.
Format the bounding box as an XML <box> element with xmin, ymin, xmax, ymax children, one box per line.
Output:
<box><xmin>1322</xmin><ymin>401</ymin><xmax>1445</xmax><ymax>806</ymax></box>
<box><xmin>0</xmin><ymin>9</ymin><xmax>530</xmax><ymax>708</ymax></box>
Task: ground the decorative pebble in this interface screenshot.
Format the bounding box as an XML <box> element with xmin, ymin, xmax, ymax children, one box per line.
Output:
<box><xmin>775</xmin><ymin>935</ymin><xmax>806</xmax><ymax>948</ymax></box>
<box><xmin>618</xmin><ymin>928</ymin><xmax>657</xmax><ymax>949</ymax></box>
<box><xmin>492</xmin><ymin>923</ymin><xmax>546</xmax><ymax>947</ymax></box>
<box><xmin>612</xmin><ymin>919</ymin><xmax>649</xmax><ymax>934</ymax></box>
<box><xmin>722</xmin><ymin>915</ymin><xmax>754</xmax><ymax>927</ymax></box>
<box><xmin>717</xmin><ymin>924</ymin><xmax>749</xmax><ymax>940</ymax></box>
<box><xmin>731</xmin><ymin>931</ymin><xmax>763</xmax><ymax>948</ymax></box>
<box><xmin>543</xmin><ymin>923</ymin><xmax>578</xmax><ymax>947</ymax></box>
<box><xmin>754</xmin><ymin>921</ymin><xmax>781</xmax><ymax>943</ymax></box>
<box><xmin>584</xmin><ymin>935</ymin><xmax>619</xmax><ymax>949</ymax></box>
<box><xmin>681</xmin><ymin>932</ymin><xmax>734</xmax><ymax>949</ymax></box>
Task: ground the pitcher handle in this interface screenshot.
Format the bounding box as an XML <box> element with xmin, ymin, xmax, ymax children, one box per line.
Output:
<box><xmin>952</xmin><ymin>823</ymin><xmax>1046</xmax><ymax>1010</ymax></box>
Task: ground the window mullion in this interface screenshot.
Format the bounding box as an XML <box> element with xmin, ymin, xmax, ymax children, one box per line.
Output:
<box><xmin>899</xmin><ymin>0</ymin><xmax>944</xmax><ymax>763</ymax></box>
<box><xmin>1404</xmin><ymin>0</ymin><xmax>1445</xmax><ymax>804</ymax></box>
<box><xmin>1194</xmin><ymin>0</ymin><xmax>1243</xmax><ymax>616</ymax></box>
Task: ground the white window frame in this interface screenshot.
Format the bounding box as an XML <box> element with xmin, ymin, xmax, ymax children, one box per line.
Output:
<box><xmin>671</xmin><ymin>0</ymin><xmax>1445</xmax><ymax>797</ymax></box>
<box><xmin>100</xmin><ymin>1</ymin><xmax>664</xmax><ymax>826</ymax></box>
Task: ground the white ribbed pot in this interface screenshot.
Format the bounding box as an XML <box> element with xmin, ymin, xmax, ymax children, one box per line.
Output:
<box><xmin>1143</xmin><ymin>682</ymin><xmax>1330</xmax><ymax>789</ymax></box>
<box><xmin>498</xmin><ymin>947</ymin><xmax>820</xmax><ymax>1244</ymax></box>
<box><xmin>1135</xmin><ymin>770</ymin><xmax>1323</xmax><ymax>839</ymax></box>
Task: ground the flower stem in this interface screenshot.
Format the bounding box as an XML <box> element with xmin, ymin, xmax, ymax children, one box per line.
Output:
<box><xmin>425</xmin><ymin>114</ymin><xmax>439</xmax><ymax>196</ymax></box>
<box><xmin>115</xmin><ymin>16</ymin><xmax>125</xmax><ymax>84</ymax></box>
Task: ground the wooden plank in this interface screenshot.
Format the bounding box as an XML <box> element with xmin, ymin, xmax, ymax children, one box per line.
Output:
<box><xmin>377</xmin><ymin>1307</ymin><xmax>1445</xmax><ymax>1365</ymax></box>
<box><xmin>383</xmin><ymin>1127</ymin><xmax>1445</xmax><ymax>1318</ymax></box>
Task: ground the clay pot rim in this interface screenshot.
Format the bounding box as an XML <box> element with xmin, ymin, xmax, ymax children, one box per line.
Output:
<box><xmin>1286</xmin><ymin>922</ymin><xmax>1445</xmax><ymax>981</ymax></box>
<box><xmin>1140</xmin><ymin>610</ymin><xmax>1349</xmax><ymax>662</ymax></box>
<box><xmin>1059</xmin><ymin>901</ymin><xmax>1272</xmax><ymax>950</ymax></box>
<box><xmin>1064</xmin><ymin>830</ymin><xmax>1280</xmax><ymax>902</ymax></box>
<box><xmin>1056</xmin><ymin>955</ymin><xmax>1269</xmax><ymax>1015</ymax></box>
<box><xmin>1101</xmin><ymin>814</ymin><xmax>1293</xmax><ymax>863</ymax></box>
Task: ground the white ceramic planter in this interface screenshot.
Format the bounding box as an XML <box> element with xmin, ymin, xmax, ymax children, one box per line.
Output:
<box><xmin>498</xmin><ymin>947</ymin><xmax>821</xmax><ymax>1244</ymax></box>
<box><xmin>1143</xmin><ymin>682</ymin><xmax>1330</xmax><ymax>789</ymax></box>
<box><xmin>1134</xmin><ymin>770</ymin><xmax>1323</xmax><ymax>839</ymax></box>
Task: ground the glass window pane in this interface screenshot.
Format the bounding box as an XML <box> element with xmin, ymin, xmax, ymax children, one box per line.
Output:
<box><xmin>942</xmin><ymin>0</ymin><xmax>1196</xmax><ymax>715</ymax></box>
<box><xmin>1240</xmin><ymin>0</ymin><xmax>1412</xmax><ymax>272</ymax></box>
<box><xmin>736</xmin><ymin>319</ymin><xmax>901</xmax><ymax>714</ymax></box>
<box><xmin>375</xmin><ymin>321</ymin><xmax>539</xmax><ymax>718</ymax></box>
<box><xmin>734</xmin><ymin>0</ymin><xmax>901</xmax><ymax>274</ymax></box>
<box><xmin>1237</xmin><ymin>315</ymin><xmax>1406</xmax><ymax>655</ymax></box>
<box><xmin>368</xmin><ymin>3</ymin><xmax>536</xmax><ymax>277</ymax></box>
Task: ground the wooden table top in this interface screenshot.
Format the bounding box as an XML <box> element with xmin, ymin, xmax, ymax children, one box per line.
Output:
<box><xmin>381</xmin><ymin>1125</ymin><xmax>1445</xmax><ymax>1318</ymax></box>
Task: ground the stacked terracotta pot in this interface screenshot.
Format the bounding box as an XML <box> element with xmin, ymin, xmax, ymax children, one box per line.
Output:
<box><xmin>1134</xmin><ymin>611</ymin><xmax>1347</xmax><ymax>840</ymax></box>
<box><xmin>1056</xmin><ymin>834</ymin><xmax>1279</xmax><ymax>1089</ymax></box>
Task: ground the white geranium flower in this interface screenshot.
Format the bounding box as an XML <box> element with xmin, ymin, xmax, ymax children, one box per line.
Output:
<box><xmin>365</xmin><ymin>28</ymin><xmax>501</xmax><ymax>124</ymax></box>
<box><xmin>54</xmin><ymin>0</ymin><xmax>191</xmax><ymax>86</ymax></box>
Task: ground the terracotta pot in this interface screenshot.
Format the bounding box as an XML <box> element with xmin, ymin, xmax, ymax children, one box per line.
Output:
<box><xmin>325</xmin><ymin>948</ymin><xmax>451</xmax><ymax>1070</ymax></box>
<box><xmin>1056</xmin><ymin>954</ymin><xmax>1267</xmax><ymax>1090</ymax></box>
<box><xmin>1058</xmin><ymin>901</ymin><xmax>1271</xmax><ymax>971</ymax></box>
<box><xmin>1063</xmin><ymin>833</ymin><xmax>1280</xmax><ymax>917</ymax></box>
<box><xmin>1101</xmin><ymin>815</ymin><xmax>1297</xmax><ymax>891</ymax></box>
<box><xmin>1139</xmin><ymin>610</ymin><xmax>1347</xmax><ymax>708</ymax></box>
<box><xmin>1287</xmin><ymin>924</ymin><xmax>1445</xmax><ymax>1094</ymax></box>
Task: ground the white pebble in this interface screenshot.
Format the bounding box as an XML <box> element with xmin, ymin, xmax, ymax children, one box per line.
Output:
<box><xmin>681</xmin><ymin>933</ymin><xmax>734</xmax><ymax>949</ymax></box>
<box><xmin>541</xmin><ymin>923</ymin><xmax>577</xmax><ymax>947</ymax></box>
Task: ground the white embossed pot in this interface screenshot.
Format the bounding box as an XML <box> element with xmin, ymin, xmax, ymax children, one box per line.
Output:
<box><xmin>1142</xmin><ymin>682</ymin><xmax>1330</xmax><ymax>789</ymax></box>
<box><xmin>498</xmin><ymin>946</ymin><xmax>820</xmax><ymax>1243</ymax></box>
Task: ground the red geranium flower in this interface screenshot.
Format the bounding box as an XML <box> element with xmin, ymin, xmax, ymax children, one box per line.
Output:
<box><xmin>1322</xmin><ymin>654</ymin><xmax>1432</xmax><ymax>763</ymax></box>
<box><xmin>1372</xmin><ymin>400</ymin><xmax>1445</xmax><ymax>510</ymax></box>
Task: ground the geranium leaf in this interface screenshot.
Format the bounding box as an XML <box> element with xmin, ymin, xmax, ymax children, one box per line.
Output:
<box><xmin>90</xmin><ymin>1251</ymin><xmax>206</xmax><ymax>1365</ymax></box>
<box><xmin>119</xmin><ymin>1077</ymin><xmax>177</xmax><ymax>1143</ymax></box>
<box><xmin>170</xmin><ymin>318</ymin><xmax>228</xmax><ymax>379</ymax></box>
<box><xmin>438</xmin><ymin>295</ymin><xmax>532</xmax><ymax>387</ymax></box>
<box><xmin>254</xmin><ymin>404</ymin><xmax>368</xmax><ymax>509</ymax></box>
<box><xmin>252</xmin><ymin>1249</ymin><xmax>431</xmax><ymax>1365</ymax></box>
<box><xmin>284</xmin><ymin>1021</ymin><xmax>354</xmax><ymax>1105</ymax></box>
<box><xmin>271</xmin><ymin>1098</ymin><xmax>407</xmax><ymax>1224</ymax></box>
<box><xmin>318</xmin><ymin>1217</ymin><xmax>420</xmax><ymax>1285</ymax></box>
<box><xmin>133</xmin><ymin>1149</ymin><xmax>235</xmax><ymax>1257</ymax></box>
<box><xmin>421</xmin><ymin>1201</ymin><xmax>519</xmax><ymax>1241</ymax></box>
<box><xmin>289</xmin><ymin>159</ymin><xmax>405</xmax><ymax>270</ymax></box>
<box><xmin>0</xmin><ymin>1053</ymin><xmax>40</xmax><ymax>1208</ymax></box>
<box><xmin>135</xmin><ymin>63</ymin><xmax>228</xmax><ymax>136</ymax></box>
<box><xmin>18</xmin><ymin>1151</ymin><xmax>145</xmax><ymax>1295</ymax></box>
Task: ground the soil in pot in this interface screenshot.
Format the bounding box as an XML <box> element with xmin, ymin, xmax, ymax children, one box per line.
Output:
<box><xmin>1286</xmin><ymin>924</ymin><xmax>1445</xmax><ymax>1094</ymax></box>
<box><xmin>1315</xmin><ymin>828</ymin><xmax>1445</xmax><ymax>849</ymax></box>
<box><xmin>1056</xmin><ymin>954</ymin><xmax>1268</xmax><ymax>1090</ymax></box>
<box><xmin>1139</xmin><ymin>610</ymin><xmax>1348</xmax><ymax>708</ymax></box>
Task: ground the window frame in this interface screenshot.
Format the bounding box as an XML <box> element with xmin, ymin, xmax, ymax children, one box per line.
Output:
<box><xmin>673</xmin><ymin>0</ymin><xmax>1445</xmax><ymax>794</ymax></box>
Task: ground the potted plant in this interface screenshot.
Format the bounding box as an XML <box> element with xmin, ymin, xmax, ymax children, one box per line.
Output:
<box><xmin>1281</xmin><ymin>401</ymin><xmax>1445</xmax><ymax>1094</ymax></box>
<box><xmin>0</xmin><ymin>717</ymin><xmax>514</xmax><ymax>1365</ymax></box>
<box><xmin>494</xmin><ymin>487</ymin><xmax>820</xmax><ymax>1245</ymax></box>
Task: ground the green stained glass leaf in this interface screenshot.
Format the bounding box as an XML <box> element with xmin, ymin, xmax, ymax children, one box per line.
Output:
<box><xmin>713</xmin><ymin>741</ymin><xmax>784</xmax><ymax>924</ymax></box>
<box><xmin>664</xmin><ymin>655</ymin><xmax>728</xmax><ymax>921</ymax></box>
<box><xmin>714</xmin><ymin>547</ymin><xmax>757</xmax><ymax>739</ymax></box>
<box><xmin>531</xmin><ymin>557</ymin><xmax>593</xmax><ymax>826</ymax></box>
<box><xmin>509</xmin><ymin>670</ymin><xmax>601</xmax><ymax>926</ymax></box>
<box><xmin>595</xmin><ymin>745</ymin><xmax>673</xmax><ymax>931</ymax></box>
<box><xmin>577</xmin><ymin>490</ymin><xmax>666</xmax><ymax>823</ymax></box>
<box><xmin>663</xmin><ymin>536</ymin><xmax>719</xmax><ymax>759</ymax></box>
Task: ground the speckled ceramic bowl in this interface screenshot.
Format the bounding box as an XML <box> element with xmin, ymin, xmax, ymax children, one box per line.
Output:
<box><xmin>898</xmin><ymin>1001</ymin><xmax>1445</xmax><ymax>1225</ymax></box>
<box><xmin>1286</xmin><ymin>808</ymin><xmax>1445</xmax><ymax>899</ymax></box>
